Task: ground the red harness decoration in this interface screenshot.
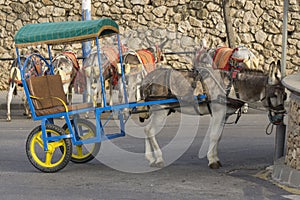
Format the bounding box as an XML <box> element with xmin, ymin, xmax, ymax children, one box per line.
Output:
<box><xmin>212</xmin><ymin>47</ymin><xmax>234</xmax><ymax>71</ymax></box>
<box><xmin>136</xmin><ymin>49</ymin><xmax>156</xmax><ymax>73</ymax></box>
<box><xmin>9</xmin><ymin>78</ymin><xmax>23</xmax><ymax>86</ymax></box>
<box><xmin>102</xmin><ymin>46</ymin><xmax>120</xmax><ymax>86</ymax></box>
<box><xmin>62</xmin><ymin>51</ymin><xmax>85</xmax><ymax>94</ymax></box>
<box><xmin>102</xmin><ymin>46</ymin><xmax>119</xmax><ymax>68</ymax></box>
<box><xmin>63</xmin><ymin>51</ymin><xmax>80</xmax><ymax>71</ymax></box>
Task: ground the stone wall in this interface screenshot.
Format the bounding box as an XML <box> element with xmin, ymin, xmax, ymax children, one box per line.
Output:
<box><xmin>285</xmin><ymin>93</ymin><xmax>300</xmax><ymax>170</ymax></box>
<box><xmin>0</xmin><ymin>0</ymin><xmax>299</xmax><ymax>90</ymax></box>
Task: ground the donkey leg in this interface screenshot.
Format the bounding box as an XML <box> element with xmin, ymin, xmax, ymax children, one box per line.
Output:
<box><xmin>148</xmin><ymin>135</ymin><xmax>165</xmax><ymax>168</ymax></box>
<box><xmin>135</xmin><ymin>74</ymin><xmax>142</xmax><ymax>101</ymax></box>
<box><xmin>207</xmin><ymin>109</ymin><xmax>227</xmax><ymax>169</ymax></box>
<box><xmin>67</xmin><ymin>85</ymin><xmax>73</xmax><ymax>104</ymax></box>
<box><xmin>96</xmin><ymin>80</ymin><xmax>102</xmax><ymax>107</ymax></box>
<box><xmin>85</xmin><ymin>78</ymin><xmax>92</xmax><ymax>119</ymax></box>
<box><xmin>144</xmin><ymin>108</ymin><xmax>168</xmax><ymax>168</ymax></box>
<box><xmin>22</xmin><ymin>93</ymin><xmax>31</xmax><ymax>118</ymax></box>
<box><xmin>6</xmin><ymin>83</ymin><xmax>15</xmax><ymax>122</ymax></box>
<box><xmin>145</xmin><ymin>138</ymin><xmax>156</xmax><ymax>166</ymax></box>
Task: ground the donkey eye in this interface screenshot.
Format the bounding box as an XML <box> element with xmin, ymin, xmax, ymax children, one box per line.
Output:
<box><xmin>284</xmin><ymin>93</ymin><xmax>287</xmax><ymax>101</ymax></box>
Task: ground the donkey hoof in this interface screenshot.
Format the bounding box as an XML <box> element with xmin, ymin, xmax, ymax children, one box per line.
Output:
<box><xmin>150</xmin><ymin>161</ymin><xmax>164</xmax><ymax>168</ymax></box>
<box><xmin>155</xmin><ymin>161</ymin><xmax>165</xmax><ymax>168</ymax></box>
<box><xmin>150</xmin><ymin>161</ymin><xmax>157</xmax><ymax>167</ymax></box>
<box><xmin>209</xmin><ymin>162</ymin><xmax>221</xmax><ymax>169</ymax></box>
<box><xmin>6</xmin><ymin>118</ymin><xmax>11</xmax><ymax>122</ymax></box>
<box><xmin>139</xmin><ymin>117</ymin><xmax>145</xmax><ymax>123</ymax></box>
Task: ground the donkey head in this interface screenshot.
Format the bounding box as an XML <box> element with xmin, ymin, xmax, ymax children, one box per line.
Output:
<box><xmin>263</xmin><ymin>60</ymin><xmax>287</xmax><ymax>125</ymax></box>
<box><xmin>53</xmin><ymin>54</ymin><xmax>74</xmax><ymax>94</ymax></box>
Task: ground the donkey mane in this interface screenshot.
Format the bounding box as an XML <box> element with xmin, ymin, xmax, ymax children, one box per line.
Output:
<box><xmin>240</xmin><ymin>68</ymin><xmax>265</xmax><ymax>74</ymax></box>
<box><xmin>236</xmin><ymin>69</ymin><xmax>268</xmax><ymax>84</ymax></box>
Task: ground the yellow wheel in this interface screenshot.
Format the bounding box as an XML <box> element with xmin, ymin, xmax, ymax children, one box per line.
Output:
<box><xmin>26</xmin><ymin>124</ymin><xmax>72</xmax><ymax>173</ymax></box>
<box><xmin>63</xmin><ymin>118</ymin><xmax>100</xmax><ymax>163</ymax></box>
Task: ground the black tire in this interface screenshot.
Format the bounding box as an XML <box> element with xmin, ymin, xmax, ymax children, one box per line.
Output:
<box><xmin>26</xmin><ymin>124</ymin><xmax>72</xmax><ymax>173</ymax></box>
<box><xmin>62</xmin><ymin>118</ymin><xmax>100</xmax><ymax>163</ymax></box>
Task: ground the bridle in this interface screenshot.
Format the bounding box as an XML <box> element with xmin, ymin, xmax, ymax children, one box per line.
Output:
<box><xmin>263</xmin><ymin>83</ymin><xmax>287</xmax><ymax>125</ymax></box>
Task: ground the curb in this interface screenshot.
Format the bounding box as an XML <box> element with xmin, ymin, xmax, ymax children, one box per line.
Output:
<box><xmin>272</xmin><ymin>157</ymin><xmax>300</xmax><ymax>188</ymax></box>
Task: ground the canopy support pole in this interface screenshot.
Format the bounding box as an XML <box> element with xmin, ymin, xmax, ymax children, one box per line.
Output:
<box><xmin>82</xmin><ymin>0</ymin><xmax>92</xmax><ymax>103</ymax></box>
<box><xmin>274</xmin><ymin>0</ymin><xmax>289</xmax><ymax>161</ymax></box>
<box><xmin>82</xmin><ymin>0</ymin><xmax>91</xmax><ymax>58</ymax></box>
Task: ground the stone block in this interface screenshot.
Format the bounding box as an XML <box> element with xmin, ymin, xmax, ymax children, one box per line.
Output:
<box><xmin>289</xmin><ymin>170</ymin><xmax>300</xmax><ymax>187</ymax></box>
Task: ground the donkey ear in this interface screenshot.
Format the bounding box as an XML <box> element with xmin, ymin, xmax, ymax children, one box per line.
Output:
<box><xmin>268</xmin><ymin>61</ymin><xmax>276</xmax><ymax>85</ymax></box>
<box><xmin>275</xmin><ymin>60</ymin><xmax>282</xmax><ymax>80</ymax></box>
<box><xmin>277</xmin><ymin>60</ymin><xmax>281</xmax><ymax>69</ymax></box>
<box><xmin>269</xmin><ymin>60</ymin><xmax>282</xmax><ymax>85</ymax></box>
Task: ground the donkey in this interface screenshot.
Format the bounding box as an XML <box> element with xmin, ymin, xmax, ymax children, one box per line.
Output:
<box><xmin>122</xmin><ymin>47</ymin><xmax>161</xmax><ymax>103</ymax></box>
<box><xmin>83</xmin><ymin>44</ymin><xmax>162</xmax><ymax>110</ymax></box>
<box><xmin>52</xmin><ymin>51</ymin><xmax>81</xmax><ymax>104</ymax></box>
<box><xmin>6</xmin><ymin>56</ymin><xmax>31</xmax><ymax>121</ymax></box>
<box><xmin>6</xmin><ymin>51</ymin><xmax>79</xmax><ymax>121</ymax></box>
<box><xmin>6</xmin><ymin>50</ymin><xmax>46</xmax><ymax>122</ymax></box>
<box><xmin>83</xmin><ymin>47</ymin><xmax>119</xmax><ymax>115</ymax></box>
<box><xmin>138</xmin><ymin>47</ymin><xmax>286</xmax><ymax>169</ymax></box>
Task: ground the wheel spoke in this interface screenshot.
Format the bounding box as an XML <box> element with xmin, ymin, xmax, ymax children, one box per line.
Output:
<box><xmin>75</xmin><ymin>145</ymin><xmax>83</xmax><ymax>157</ymax></box>
<box><xmin>45</xmin><ymin>151</ymin><xmax>53</xmax><ymax>165</ymax></box>
<box><xmin>35</xmin><ymin>135</ymin><xmax>44</xmax><ymax>149</ymax></box>
<box><xmin>51</xmin><ymin>140</ymin><xmax>65</xmax><ymax>149</ymax></box>
<box><xmin>80</xmin><ymin>131</ymin><xmax>94</xmax><ymax>140</ymax></box>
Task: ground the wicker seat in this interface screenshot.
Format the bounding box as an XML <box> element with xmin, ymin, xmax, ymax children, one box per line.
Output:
<box><xmin>26</xmin><ymin>75</ymin><xmax>92</xmax><ymax>116</ymax></box>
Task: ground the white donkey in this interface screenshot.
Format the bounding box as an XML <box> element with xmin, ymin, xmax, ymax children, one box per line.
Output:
<box><xmin>138</xmin><ymin>47</ymin><xmax>286</xmax><ymax>169</ymax></box>
<box><xmin>6</xmin><ymin>51</ymin><xmax>79</xmax><ymax>121</ymax></box>
<box><xmin>6</xmin><ymin>56</ymin><xmax>32</xmax><ymax>121</ymax></box>
<box><xmin>6</xmin><ymin>49</ymin><xmax>46</xmax><ymax>122</ymax></box>
<box><xmin>83</xmin><ymin>46</ymin><xmax>119</xmax><ymax>119</ymax></box>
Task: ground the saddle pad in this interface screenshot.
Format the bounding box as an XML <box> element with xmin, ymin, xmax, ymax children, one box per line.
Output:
<box><xmin>102</xmin><ymin>46</ymin><xmax>119</xmax><ymax>68</ymax></box>
<box><xmin>136</xmin><ymin>49</ymin><xmax>156</xmax><ymax>73</ymax></box>
<box><xmin>213</xmin><ymin>47</ymin><xmax>233</xmax><ymax>71</ymax></box>
<box><xmin>63</xmin><ymin>51</ymin><xmax>80</xmax><ymax>71</ymax></box>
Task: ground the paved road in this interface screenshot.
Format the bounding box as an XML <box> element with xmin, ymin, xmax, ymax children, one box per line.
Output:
<box><xmin>0</xmin><ymin>107</ymin><xmax>298</xmax><ymax>199</ymax></box>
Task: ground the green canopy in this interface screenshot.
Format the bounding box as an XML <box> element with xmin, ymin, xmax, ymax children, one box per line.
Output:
<box><xmin>15</xmin><ymin>18</ymin><xmax>119</xmax><ymax>47</ymax></box>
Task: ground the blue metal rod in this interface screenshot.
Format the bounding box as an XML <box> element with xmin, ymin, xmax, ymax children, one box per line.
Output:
<box><xmin>103</xmin><ymin>112</ymin><xmax>114</xmax><ymax>127</ymax></box>
<box><xmin>117</xmin><ymin>34</ymin><xmax>128</xmax><ymax>104</ymax></box>
<box><xmin>96</xmin><ymin>37</ymin><xmax>107</xmax><ymax>107</ymax></box>
<box><xmin>47</xmin><ymin>45</ymin><xmax>54</xmax><ymax>75</ymax></box>
<box><xmin>41</xmin><ymin>118</ymin><xmax>48</xmax><ymax>151</ymax></box>
<box><xmin>105</xmin><ymin>132</ymin><xmax>125</xmax><ymax>140</ymax></box>
<box><xmin>96</xmin><ymin>98</ymin><xmax>179</xmax><ymax>113</ymax></box>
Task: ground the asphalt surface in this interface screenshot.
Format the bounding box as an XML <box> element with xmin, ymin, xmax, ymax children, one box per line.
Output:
<box><xmin>0</xmin><ymin>100</ymin><xmax>299</xmax><ymax>200</ymax></box>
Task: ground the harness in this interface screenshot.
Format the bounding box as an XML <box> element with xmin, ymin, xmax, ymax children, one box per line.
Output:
<box><xmin>214</xmin><ymin>47</ymin><xmax>286</xmax><ymax>126</ymax></box>
<box><xmin>212</xmin><ymin>47</ymin><xmax>248</xmax><ymax>123</ymax></box>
